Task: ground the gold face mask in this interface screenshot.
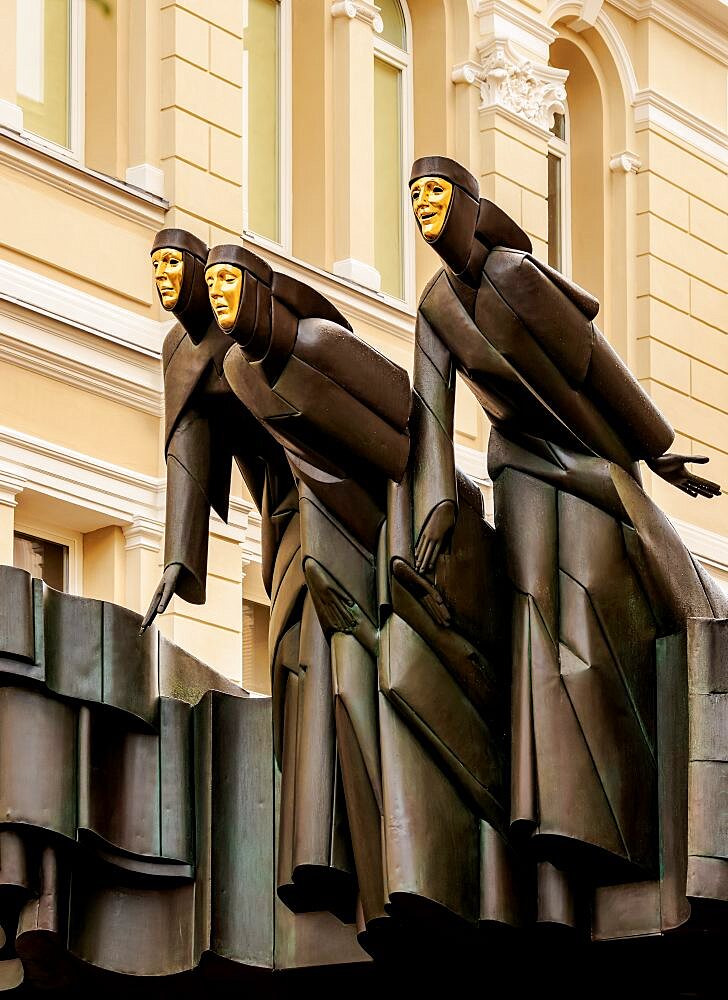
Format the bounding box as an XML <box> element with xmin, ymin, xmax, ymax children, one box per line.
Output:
<box><xmin>205</xmin><ymin>263</ymin><xmax>243</xmax><ymax>331</ymax></box>
<box><xmin>410</xmin><ymin>176</ymin><xmax>454</xmax><ymax>242</ymax></box>
<box><xmin>151</xmin><ymin>248</ymin><xmax>185</xmax><ymax>309</ymax></box>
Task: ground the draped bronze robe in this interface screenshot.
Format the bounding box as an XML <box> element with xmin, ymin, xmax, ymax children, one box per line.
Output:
<box><xmin>414</xmin><ymin>249</ymin><xmax>728</xmax><ymax>930</ymax></box>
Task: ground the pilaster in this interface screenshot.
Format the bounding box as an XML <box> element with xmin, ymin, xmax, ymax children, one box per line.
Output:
<box><xmin>123</xmin><ymin>516</ymin><xmax>164</xmax><ymax>615</ymax></box>
<box><xmin>126</xmin><ymin>0</ymin><xmax>164</xmax><ymax>197</ymax></box>
<box><xmin>330</xmin><ymin>1</ymin><xmax>382</xmax><ymax>291</ymax></box>
<box><xmin>0</xmin><ymin>472</ymin><xmax>25</xmax><ymax>566</ymax></box>
<box><xmin>463</xmin><ymin>2</ymin><xmax>568</xmax><ymax>260</ymax></box>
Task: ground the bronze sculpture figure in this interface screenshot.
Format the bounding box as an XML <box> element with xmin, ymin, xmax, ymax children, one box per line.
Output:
<box><xmin>0</xmin><ymin>161</ymin><xmax>726</xmax><ymax>993</ymax></box>
<box><xmin>146</xmin><ymin>232</ymin><xmax>357</xmax><ymax>917</ymax></box>
<box><xmin>407</xmin><ymin>155</ymin><xmax>727</xmax><ymax>936</ymax></box>
<box><xmin>209</xmin><ymin>240</ymin><xmax>522</xmax><ymax>950</ymax></box>
<box><xmin>207</xmin><ymin>243</ymin><xmax>411</xmax><ymax>948</ymax></box>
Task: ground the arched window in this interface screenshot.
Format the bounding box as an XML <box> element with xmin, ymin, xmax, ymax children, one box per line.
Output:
<box><xmin>548</xmin><ymin>105</ymin><xmax>571</xmax><ymax>275</ymax></box>
<box><xmin>373</xmin><ymin>0</ymin><xmax>413</xmax><ymax>301</ymax></box>
<box><xmin>244</xmin><ymin>0</ymin><xmax>291</xmax><ymax>250</ymax></box>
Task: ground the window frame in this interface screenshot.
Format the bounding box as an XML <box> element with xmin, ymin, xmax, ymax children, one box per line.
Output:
<box><xmin>242</xmin><ymin>0</ymin><xmax>292</xmax><ymax>255</ymax></box>
<box><xmin>13</xmin><ymin>517</ymin><xmax>83</xmax><ymax>596</ymax></box>
<box><xmin>373</xmin><ymin>2</ymin><xmax>414</xmax><ymax>306</ymax></box>
<box><xmin>15</xmin><ymin>0</ymin><xmax>85</xmax><ymax>163</ymax></box>
<box><xmin>547</xmin><ymin>105</ymin><xmax>572</xmax><ymax>278</ymax></box>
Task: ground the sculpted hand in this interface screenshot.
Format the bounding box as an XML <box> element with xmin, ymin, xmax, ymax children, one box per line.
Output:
<box><xmin>647</xmin><ymin>454</ymin><xmax>721</xmax><ymax>499</ymax></box>
<box><xmin>305</xmin><ymin>559</ymin><xmax>378</xmax><ymax>655</ymax></box>
<box><xmin>414</xmin><ymin>501</ymin><xmax>456</xmax><ymax>573</ymax></box>
<box><xmin>392</xmin><ymin>558</ymin><xmax>451</xmax><ymax>627</ymax></box>
<box><xmin>305</xmin><ymin>559</ymin><xmax>357</xmax><ymax>633</ymax></box>
<box><xmin>140</xmin><ymin>564</ymin><xmax>182</xmax><ymax>633</ymax></box>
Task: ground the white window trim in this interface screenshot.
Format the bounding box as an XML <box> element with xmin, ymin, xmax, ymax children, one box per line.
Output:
<box><xmin>14</xmin><ymin>516</ymin><xmax>83</xmax><ymax>596</ymax></box>
<box><xmin>15</xmin><ymin>0</ymin><xmax>85</xmax><ymax>164</ymax></box>
<box><xmin>373</xmin><ymin>2</ymin><xmax>415</xmax><ymax>307</ymax></box>
<box><xmin>242</xmin><ymin>0</ymin><xmax>292</xmax><ymax>255</ymax></box>
<box><xmin>548</xmin><ymin>103</ymin><xmax>572</xmax><ymax>278</ymax></box>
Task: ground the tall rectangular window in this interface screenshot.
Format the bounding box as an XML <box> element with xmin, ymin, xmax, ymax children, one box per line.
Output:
<box><xmin>547</xmin><ymin>151</ymin><xmax>562</xmax><ymax>272</ymax></box>
<box><xmin>246</xmin><ymin>0</ymin><xmax>281</xmax><ymax>243</ymax></box>
<box><xmin>548</xmin><ymin>110</ymin><xmax>570</xmax><ymax>275</ymax></box>
<box><xmin>373</xmin><ymin>57</ymin><xmax>404</xmax><ymax>300</ymax></box>
<box><xmin>16</xmin><ymin>0</ymin><xmax>71</xmax><ymax>149</ymax></box>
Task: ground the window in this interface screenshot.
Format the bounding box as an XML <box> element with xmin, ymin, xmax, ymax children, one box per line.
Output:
<box><xmin>373</xmin><ymin>0</ymin><xmax>412</xmax><ymax>301</ymax></box>
<box><xmin>547</xmin><ymin>109</ymin><xmax>571</xmax><ymax>275</ymax></box>
<box><xmin>242</xmin><ymin>599</ymin><xmax>271</xmax><ymax>694</ymax></box>
<box><xmin>15</xmin><ymin>0</ymin><xmax>84</xmax><ymax>158</ymax></box>
<box><xmin>244</xmin><ymin>0</ymin><xmax>291</xmax><ymax>250</ymax></box>
<box><xmin>14</xmin><ymin>532</ymin><xmax>68</xmax><ymax>592</ymax></box>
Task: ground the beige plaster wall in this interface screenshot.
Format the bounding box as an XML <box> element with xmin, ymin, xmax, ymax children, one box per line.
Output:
<box><xmin>0</xmin><ymin>0</ymin><xmax>725</xmax><ymax>694</ymax></box>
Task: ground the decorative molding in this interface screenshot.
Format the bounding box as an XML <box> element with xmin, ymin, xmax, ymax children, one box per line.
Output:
<box><xmin>0</xmin><ymin>424</ymin><xmax>263</xmax><ymax>565</ymax></box>
<box><xmin>609</xmin><ymin>150</ymin><xmax>642</xmax><ymax>173</ymax></box>
<box><xmin>332</xmin><ymin>257</ymin><xmax>382</xmax><ymax>293</ymax></box>
<box><xmin>330</xmin><ymin>1</ymin><xmax>383</xmax><ymax>33</ymax></box>
<box><xmin>571</xmin><ymin>0</ymin><xmax>605</xmax><ymax>32</ymax></box>
<box><xmin>0</xmin><ymin>100</ymin><xmax>23</xmax><ymax>134</ymax></box>
<box><xmin>0</xmin><ymin>257</ymin><xmax>166</xmax><ymax>415</ymax></box>
<box><xmin>472</xmin><ymin>39</ymin><xmax>568</xmax><ymax>133</ymax></box>
<box><xmin>0</xmin><ymin>471</ymin><xmax>26</xmax><ymax>508</ymax></box>
<box><xmin>0</xmin><ymin>425</ymin><xmax>163</xmax><ymax>528</ymax></box>
<box><xmin>609</xmin><ymin>0</ymin><xmax>728</xmax><ymax>67</ymax></box>
<box><xmin>125</xmin><ymin>163</ymin><xmax>166</xmax><ymax>200</ymax></box>
<box><xmin>123</xmin><ymin>516</ymin><xmax>164</xmax><ymax>553</ymax></box>
<box><xmin>0</xmin><ymin>128</ymin><xmax>168</xmax><ymax>229</ymax></box>
<box><xmin>452</xmin><ymin>61</ymin><xmax>484</xmax><ymax>87</ymax></box>
<box><xmin>545</xmin><ymin>4</ymin><xmax>639</xmax><ymax>103</ymax></box>
<box><xmin>474</xmin><ymin>1</ymin><xmax>558</xmax><ymax>60</ymax></box>
<box><xmin>633</xmin><ymin>89</ymin><xmax>728</xmax><ymax>166</ymax></box>
<box><xmin>0</xmin><ymin>258</ymin><xmax>165</xmax><ymax>358</ymax></box>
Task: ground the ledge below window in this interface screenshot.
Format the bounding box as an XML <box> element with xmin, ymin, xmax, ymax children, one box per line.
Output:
<box><xmin>0</xmin><ymin>127</ymin><xmax>168</xmax><ymax>229</ymax></box>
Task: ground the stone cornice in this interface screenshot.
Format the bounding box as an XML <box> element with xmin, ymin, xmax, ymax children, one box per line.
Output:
<box><xmin>609</xmin><ymin>0</ymin><xmax>728</xmax><ymax>66</ymax></box>
<box><xmin>473</xmin><ymin>1</ymin><xmax>558</xmax><ymax>57</ymax></box>
<box><xmin>330</xmin><ymin>1</ymin><xmax>383</xmax><ymax>33</ymax></box>
<box><xmin>464</xmin><ymin>39</ymin><xmax>568</xmax><ymax>134</ymax></box>
<box><xmin>123</xmin><ymin>517</ymin><xmax>164</xmax><ymax>553</ymax></box>
<box><xmin>0</xmin><ymin>128</ymin><xmax>168</xmax><ymax>229</ymax></box>
<box><xmin>634</xmin><ymin>89</ymin><xmax>728</xmax><ymax>166</ymax></box>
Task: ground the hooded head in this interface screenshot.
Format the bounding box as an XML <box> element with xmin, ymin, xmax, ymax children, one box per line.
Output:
<box><xmin>151</xmin><ymin>228</ymin><xmax>212</xmax><ymax>342</ymax></box>
<box><xmin>410</xmin><ymin>156</ymin><xmax>480</xmax><ymax>276</ymax></box>
<box><xmin>205</xmin><ymin>244</ymin><xmax>273</xmax><ymax>361</ymax></box>
<box><xmin>409</xmin><ymin>156</ymin><xmax>532</xmax><ymax>282</ymax></box>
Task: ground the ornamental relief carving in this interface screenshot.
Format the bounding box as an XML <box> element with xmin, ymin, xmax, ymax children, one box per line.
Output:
<box><xmin>454</xmin><ymin>40</ymin><xmax>568</xmax><ymax>133</ymax></box>
<box><xmin>330</xmin><ymin>0</ymin><xmax>384</xmax><ymax>33</ymax></box>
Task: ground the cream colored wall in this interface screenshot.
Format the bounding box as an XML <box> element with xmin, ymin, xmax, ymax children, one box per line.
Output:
<box><xmin>0</xmin><ymin>0</ymin><xmax>726</xmax><ymax>697</ymax></box>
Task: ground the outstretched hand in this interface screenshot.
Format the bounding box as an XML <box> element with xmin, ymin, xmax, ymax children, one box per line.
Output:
<box><xmin>647</xmin><ymin>454</ymin><xmax>721</xmax><ymax>499</ymax></box>
<box><xmin>414</xmin><ymin>501</ymin><xmax>456</xmax><ymax>573</ymax></box>
<box><xmin>140</xmin><ymin>564</ymin><xmax>182</xmax><ymax>633</ymax></box>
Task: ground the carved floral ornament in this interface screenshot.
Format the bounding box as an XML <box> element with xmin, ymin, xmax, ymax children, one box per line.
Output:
<box><xmin>453</xmin><ymin>41</ymin><xmax>568</xmax><ymax>134</ymax></box>
<box><xmin>330</xmin><ymin>0</ymin><xmax>384</xmax><ymax>34</ymax></box>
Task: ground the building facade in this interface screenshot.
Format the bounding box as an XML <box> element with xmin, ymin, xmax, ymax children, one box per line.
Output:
<box><xmin>0</xmin><ymin>0</ymin><xmax>725</xmax><ymax>692</ymax></box>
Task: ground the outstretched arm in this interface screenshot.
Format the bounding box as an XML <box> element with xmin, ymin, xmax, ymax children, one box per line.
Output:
<box><xmin>411</xmin><ymin>308</ymin><xmax>457</xmax><ymax>573</ymax></box>
<box><xmin>647</xmin><ymin>453</ymin><xmax>721</xmax><ymax>499</ymax></box>
<box><xmin>140</xmin><ymin>564</ymin><xmax>182</xmax><ymax>632</ymax></box>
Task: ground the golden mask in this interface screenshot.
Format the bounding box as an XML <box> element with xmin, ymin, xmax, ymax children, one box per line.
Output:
<box><xmin>151</xmin><ymin>248</ymin><xmax>184</xmax><ymax>309</ymax></box>
<box><xmin>410</xmin><ymin>176</ymin><xmax>454</xmax><ymax>242</ymax></box>
<box><xmin>206</xmin><ymin>263</ymin><xmax>243</xmax><ymax>331</ymax></box>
